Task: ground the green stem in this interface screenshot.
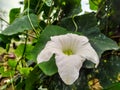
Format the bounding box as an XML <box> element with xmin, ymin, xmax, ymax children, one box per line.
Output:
<box><xmin>27</xmin><ymin>0</ymin><xmax>38</xmax><ymax>38</ymax></box>
<box><xmin>47</xmin><ymin>0</ymin><xmax>54</xmax><ymax>25</ymax></box>
<box><xmin>95</xmin><ymin>0</ymin><xmax>106</xmax><ymax>17</ymax></box>
<box><xmin>37</xmin><ymin>2</ymin><xmax>45</xmax><ymax>15</ymax></box>
<box><xmin>0</xmin><ymin>17</ymin><xmax>9</xmax><ymax>25</ymax></box>
<box><xmin>10</xmin><ymin>74</ymin><xmax>15</xmax><ymax>90</ymax></box>
<box><xmin>72</xmin><ymin>16</ymin><xmax>78</xmax><ymax>32</ymax></box>
<box><xmin>35</xmin><ymin>0</ymin><xmax>41</xmax><ymax>13</ymax></box>
<box><xmin>22</xmin><ymin>32</ymin><xmax>37</xmax><ymax>39</ymax></box>
<box><xmin>21</xmin><ymin>32</ymin><xmax>28</xmax><ymax>59</ymax></box>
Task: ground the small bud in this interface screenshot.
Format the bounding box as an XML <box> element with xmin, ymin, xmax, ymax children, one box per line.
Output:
<box><xmin>8</xmin><ymin>53</ymin><xmax>16</xmax><ymax>59</ymax></box>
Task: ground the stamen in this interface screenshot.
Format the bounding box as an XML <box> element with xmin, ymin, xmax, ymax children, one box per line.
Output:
<box><xmin>63</xmin><ymin>49</ymin><xmax>74</xmax><ymax>55</ymax></box>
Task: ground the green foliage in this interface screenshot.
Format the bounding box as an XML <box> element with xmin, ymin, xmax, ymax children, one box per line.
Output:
<box><xmin>1</xmin><ymin>70</ymin><xmax>15</xmax><ymax>77</ymax></box>
<box><xmin>38</xmin><ymin>56</ymin><xmax>58</xmax><ymax>76</ymax></box>
<box><xmin>89</xmin><ymin>0</ymin><xmax>101</xmax><ymax>10</ymax></box>
<box><xmin>2</xmin><ymin>14</ymin><xmax>39</xmax><ymax>35</ymax></box>
<box><xmin>0</xmin><ymin>67</ymin><xmax>4</xmax><ymax>74</ymax></box>
<box><xmin>19</xmin><ymin>67</ymin><xmax>32</xmax><ymax>76</ymax></box>
<box><xmin>57</xmin><ymin>0</ymin><xmax>82</xmax><ymax>16</ymax></box>
<box><xmin>8</xmin><ymin>59</ymin><xmax>17</xmax><ymax>68</ymax></box>
<box><xmin>104</xmin><ymin>82</ymin><xmax>120</xmax><ymax>90</ymax></box>
<box><xmin>97</xmin><ymin>55</ymin><xmax>120</xmax><ymax>89</ymax></box>
<box><xmin>9</xmin><ymin>8</ymin><xmax>21</xmax><ymax>24</ymax></box>
<box><xmin>0</xmin><ymin>0</ymin><xmax>120</xmax><ymax>90</ymax></box>
<box><xmin>15</xmin><ymin>44</ymin><xmax>34</xmax><ymax>58</ymax></box>
<box><xmin>24</xmin><ymin>66</ymin><xmax>42</xmax><ymax>90</ymax></box>
<box><xmin>60</xmin><ymin>13</ymin><xmax>119</xmax><ymax>57</ymax></box>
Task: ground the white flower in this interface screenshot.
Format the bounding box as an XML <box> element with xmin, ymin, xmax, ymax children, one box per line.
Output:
<box><xmin>37</xmin><ymin>33</ymin><xmax>99</xmax><ymax>85</ymax></box>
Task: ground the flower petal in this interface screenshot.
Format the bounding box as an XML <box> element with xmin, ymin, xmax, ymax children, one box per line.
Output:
<box><xmin>37</xmin><ymin>41</ymin><xmax>62</xmax><ymax>64</ymax></box>
<box><xmin>51</xmin><ymin>34</ymin><xmax>72</xmax><ymax>50</ymax></box>
<box><xmin>55</xmin><ymin>54</ymin><xmax>85</xmax><ymax>85</ymax></box>
<box><xmin>76</xmin><ymin>43</ymin><xmax>99</xmax><ymax>67</ymax></box>
<box><xmin>51</xmin><ymin>34</ymin><xmax>89</xmax><ymax>52</ymax></box>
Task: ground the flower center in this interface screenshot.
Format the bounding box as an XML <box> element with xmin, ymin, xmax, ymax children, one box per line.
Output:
<box><xmin>63</xmin><ymin>49</ymin><xmax>74</xmax><ymax>55</ymax></box>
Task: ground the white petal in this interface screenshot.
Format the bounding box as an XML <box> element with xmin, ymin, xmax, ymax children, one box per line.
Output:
<box><xmin>51</xmin><ymin>34</ymin><xmax>89</xmax><ymax>52</ymax></box>
<box><xmin>76</xmin><ymin>43</ymin><xmax>99</xmax><ymax>67</ymax></box>
<box><xmin>51</xmin><ymin>34</ymin><xmax>72</xmax><ymax>50</ymax></box>
<box><xmin>55</xmin><ymin>54</ymin><xmax>85</xmax><ymax>85</ymax></box>
<box><xmin>37</xmin><ymin>41</ymin><xmax>62</xmax><ymax>64</ymax></box>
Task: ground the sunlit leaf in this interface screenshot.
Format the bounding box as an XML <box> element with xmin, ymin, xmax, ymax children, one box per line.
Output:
<box><xmin>0</xmin><ymin>67</ymin><xmax>4</xmax><ymax>74</ymax></box>
<box><xmin>9</xmin><ymin>8</ymin><xmax>20</xmax><ymax>24</ymax></box>
<box><xmin>8</xmin><ymin>59</ymin><xmax>17</xmax><ymax>68</ymax></box>
<box><xmin>15</xmin><ymin>44</ymin><xmax>34</xmax><ymax>58</ymax></box>
<box><xmin>19</xmin><ymin>67</ymin><xmax>32</xmax><ymax>76</ymax></box>
<box><xmin>89</xmin><ymin>0</ymin><xmax>101</xmax><ymax>10</ymax></box>
<box><xmin>2</xmin><ymin>70</ymin><xmax>15</xmax><ymax>77</ymax></box>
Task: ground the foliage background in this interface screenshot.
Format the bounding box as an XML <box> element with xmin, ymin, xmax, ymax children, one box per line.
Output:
<box><xmin>0</xmin><ymin>0</ymin><xmax>120</xmax><ymax>90</ymax></box>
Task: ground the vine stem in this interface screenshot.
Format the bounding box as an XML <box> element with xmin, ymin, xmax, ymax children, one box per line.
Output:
<box><xmin>47</xmin><ymin>0</ymin><xmax>54</xmax><ymax>25</ymax></box>
<box><xmin>37</xmin><ymin>2</ymin><xmax>44</xmax><ymax>15</ymax></box>
<box><xmin>10</xmin><ymin>74</ymin><xmax>15</xmax><ymax>90</ymax></box>
<box><xmin>95</xmin><ymin>0</ymin><xmax>106</xmax><ymax>17</ymax></box>
<box><xmin>27</xmin><ymin>0</ymin><xmax>38</xmax><ymax>38</ymax></box>
<box><xmin>0</xmin><ymin>17</ymin><xmax>9</xmax><ymax>25</ymax></box>
<box><xmin>21</xmin><ymin>31</ymin><xmax>28</xmax><ymax>59</ymax></box>
<box><xmin>72</xmin><ymin>15</ymin><xmax>78</xmax><ymax>32</ymax></box>
<box><xmin>22</xmin><ymin>32</ymin><xmax>37</xmax><ymax>39</ymax></box>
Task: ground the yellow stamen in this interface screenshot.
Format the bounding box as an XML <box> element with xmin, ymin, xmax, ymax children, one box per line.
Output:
<box><xmin>63</xmin><ymin>49</ymin><xmax>73</xmax><ymax>55</ymax></box>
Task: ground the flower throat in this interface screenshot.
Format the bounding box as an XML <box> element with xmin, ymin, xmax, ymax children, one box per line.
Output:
<box><xmin>63</xmin><ymin>49</ymin><xmax>74</xmax><ymax>55</ymax></box>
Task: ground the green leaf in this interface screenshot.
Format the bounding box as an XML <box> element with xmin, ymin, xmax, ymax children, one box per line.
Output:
<box><xmin>9</xmin><ymin>8</ymin><xmax>20</xmax><ymax>24</ymax></box>
<box><xmin>15</xmin><ymin>81</ymin><xmax>25</xmax><ymax>90</ymax></box>
<box><xmin>54</xmin><ymin>0</ymin><xmax>82</xmax><ymax>17</ymax></box>
<box><xmin>25</xmin><ymin>66</ymin><xmax>41</xmax><ymax>90</ymax></box>
<box><xmin>104</xmin><ymin>82</ymin><xmax>120</xmax><ymax>90</ymax></box>
<box><xmin>89</xmin><ymin>0</ymin><xmax>101</xmax><ymax>10</ymax></box>
<box><xmin>31</xmin><ymin>25</ymin><xmax>68</xmax><ymax>75</ymax></box>
<box><xmin>0</xmin><ymin>34</ymin><xmax>11</xmax><ymax>48</ymax></box>
<box><xmin>38</xmin><ymin>55</ymin><xmax>58</xmax><ymax>76</ymax></box>
<box><xmin>89</xmin><ymin>31</ymin><xmax>119</xmax><ymax>57</ymax></box>
<box><xmin>8</xmin><ymin>59</ymin><xmax>17</xmax><ymax>68</ymax></box>
<box><xmin>15</xmin><ymin>44</ymin><xmax>34</xmax><ymax>58</ymax></box>
<box><xmin>83</xmin><ymin>60</ymin><xmax>95</xmax><ymax>69</ymax></box>
<box><xmin>97</xmin><ymin>55</ymin><xmax>120</xmax><ymax>89</ymax></box>
<box><xmin>0</xmin><ymin>67</ymin><xmax>4</xmax><ymax>74</ymax></box>
<box><xmin>2</xmin><ymin>14</ymin><xmax>39</xmax><ymax>35</ymax></box>
<box><xmin>19</xmin><ymin>67</ymin><xmax>32</xmax><ymax>76</ymax></box>
<box><xmin>64</xmin><ymin>0</ymin><xmax>82</xmax><ymax>16</ymax></box>
<box><xmin>2</xmin><ymin>70</ymin><xmax>15</xmax><ymax>77</ymax></box>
